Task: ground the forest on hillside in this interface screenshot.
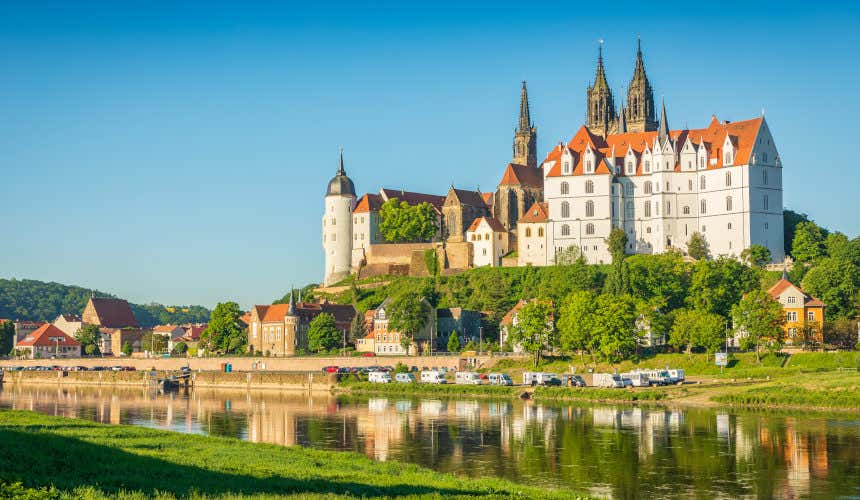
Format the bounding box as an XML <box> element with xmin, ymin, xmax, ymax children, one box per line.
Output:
<box><xmin>0</xmin><ymin>278</ymin><xmax>210</xmax><ymax>327</ymax></box>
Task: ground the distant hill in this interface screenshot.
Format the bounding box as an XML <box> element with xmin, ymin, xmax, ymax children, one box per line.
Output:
<box><xmin>0</xmin><ymin>278</ymin><xmax>210</xmax><ymax>328</ymax></box>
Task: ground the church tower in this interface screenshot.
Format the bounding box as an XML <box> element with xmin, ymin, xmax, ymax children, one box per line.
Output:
<box><xmin>322</xmin><ymin>148</ymin><xmax>356</xmax><ymax>286</ymax></box>
<box><xmin>513</xmin><ymin>81</ymin><xmax>537</xmax><ymax>168</ymax></box>
<box><xmin>586</xmin><ymin>42</ymin><xmax>617</xmax><ymax>137</ymax></box>
<box><xmin>625</xmin><ymin>38</ymin><xmax>657</xmax><ymax>133</ymax></box>
<box><xmin>283</xmin><ymin>290</ymin><xmax>299</xmax><ymax>355</ymax></box>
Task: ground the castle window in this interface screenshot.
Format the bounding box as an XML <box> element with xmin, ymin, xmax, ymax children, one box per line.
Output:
<box><xmin>763</xmin><ymin>195</ymin><xmax>769</xmax><ymax>210</ymax></box>
<box><xmin>763</xmin><ymin>169</ymin><xmax>768</xmax><ymax>185</ymax></box>
<box><xmin>585</xmin><ymin>180</ymin><xmax>594</xmax><ymax>194</ymax></box>
<box><xmin>471</xmin><ymin>234</ymin><xmax>476</xmax><ymax>241</ymax></box>
<box><xmin>724</xmin><ymin>151</ymin><xmax>733</xmax><ymax>165</ymax></box>
<box><xmin>561</xmin><ymin>224</ymin><xmax>570</xmax><ymax>236</ymax></box>
<box><xmin>644</xmin><ymin>161</ymin><xmax>651</xmax><ymax>173</ymax></box>
<box><xmin>763</xmin><ymin>152</ymin><xmax>768</xmax><ymax>163</ymax></box>
<box><xmin>361</xmin><ymin>216</ymin><xmax>365</xmax><ymax>223</ymax></box>
<box><xmin>665</xmin><ymin>201</ymin><xmax>671</xmax><ymax>215</ymax></box>
<box><xmin>644</xmin><ymin>202</ymin><xmax>651</xmax><ymax>217</ymax></box>
<box><xmin>764</xmin><ymin>222</ymin><xmax>769</xmax><ymax>230</ymax></box>
<box><xmin>646</xmin><ymin>227</ymin><xmax>651</xmax><ymax>234</ymax></box>
<box><xmin>688</xmin><ymin>179</ymin><xmax>693</xmax><ymax>191</ymax></box>
<box><xmin>563</xmin><ymin>161</ymin><xmax>570</xmax><ymax>174</ymax></box>
<box><xmin>644</xmin><ymin>181</ymin><xmax>652</xmax><ymax>194</ymax></box>
<box><xmin>727</xmin><ymin>222</ymin><xmax>732</xmax><ymax>230</ymax></box>
<box><xmin>525</xmin><ymin>228</ymin><xmax>532</xmax><ymax>237</ymax></box>
<box><xmin>725</xmin><ymin>172</ymin><xmax>732</xmax><ymax>186</ymax></box>
<box><xmin>625</xmin><ymin>201</ymin><xmax>633</xmax><ymax>218</ymax></box>
<box><xmin>665</xmin><ymin>182</ymin><xmax>670</xmax><ymax>191</ymax></box>
<box><xmin>561</xmin><ymin>201</ymin><xmax>570</xmax><ymax>218</ymax></box>
<box><xmin>585</xmin><ymin>159</ymin><xmax>593</xmax><ymax>173</ymax></box>
<box><xmin>585</xmin><ymin>200</ymin><xmax>594</xmax><ymax>217</ymax></box>
<box><xmin>561</xmin><ymin>182</ymin><xmax>569</xmax><ymax>195</ymax></box>
<box><xmin>626</xmin><ymin>161</ymin><xmax>633</xmax><ymax>175</ymax></box>
<box><xmin>353</xmin><ymin>216</ymin><xmax>357</xmax><ymax>224</ymax></box>
<box><xmin>538</xmin><ymin>227</ymin><xmax>544</xmax><ymax>237</ymax></box>
<box><xmin>700</xmin><ymin>176</ymin><xmax>706</xmax><ymax>190</ymax></box>
<box><xmin>585</xmin><ymin>223</ymin><xmax>595</xmax><ymax>235</ymax></box>
<box><xmin>624</xmin><ymin>184</ymin><xmax>633</xmax><ymax>196</ymax></box>
<box><xmin>700</xmin><ymin>200</ymin><xmax>707</xmax><ymax>214</ymax></box>
<box><xmin>726</xmin><ymin>196</ymin><xmax>732</xmax><ymax>211</ymax></box>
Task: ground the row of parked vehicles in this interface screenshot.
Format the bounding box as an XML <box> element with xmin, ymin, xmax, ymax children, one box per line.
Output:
<box><xmin>367</xmin><ymin>370</ymin><xmax>515</xmax><ymax>386</ymax></box>
<box><xmin>1</xmin><ymin>365</ymin><xmax>136</xmax><ymax>372</ymax></box>
<box><xmin>593</xmin><ymin>369</ymin><xmax>686</xmax><ymax>388</ymax></box>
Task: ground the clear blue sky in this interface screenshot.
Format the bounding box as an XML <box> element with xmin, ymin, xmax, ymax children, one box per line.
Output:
<box><xmin>2</xmin><ymin>1</ymin><xmax>858</xmax><ymax>309</ymax></box>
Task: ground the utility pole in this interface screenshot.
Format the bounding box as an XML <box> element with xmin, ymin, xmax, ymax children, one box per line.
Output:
<box><xmin>479</xmin><ymin>326</ymin><xmax>483</xmax><ymax>355</ymax></box>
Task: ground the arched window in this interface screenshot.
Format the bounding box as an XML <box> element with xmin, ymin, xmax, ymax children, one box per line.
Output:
<box><xmin>665</xmin><ymin>201</ymin><xmax>671</xmax><ymax>215</ymax></box>
<box><xmin>725</xmin><ymin>171</ymin><xmax>732</xmax><ymax>186</ymax></box>
<box><xmin>762</xmin><ymin>169</ymin><xmax>768</xmax><ymax>185</ymax></box>
<box><xmin>560</xmin><ymin>182</ymin><xmax>569</xmax><ymax>195</ymax></box>
<box><xmin>585</xmin><ymin>180</ymin><xmax>594</xmax><ymax>194</ymax></box>
<box><xmin>624</xmin><ymin>184</ymin><xmax>633</xmax><ymax>196</ymax></box>
<box><xmin>585</xmin><ymin>200</ymin><xmax>594</xmax><ymax>217</ymax></box>
<box><xmin>726</xmin><ymin>196</ymin><xmax>733</xmax><ymax>211</ymax></box>
<box><xmin>537</xmin><ymin>227</ymin><xmax>544</xmax><ymax>237</ymax></box>
<box><xmin>561</xmin><ymin>224</ymin><xmax>570</xmax><ymax>236</ymax></box>
<box><xmin>701</xmin><ymin>199</ymin><xmax>707</xmax><ymax>214</ymax></box>
<box><xmin>688</xmin><ymin>179</ymin><xmax>693</xmax><ymax>191</ymax></box>
<box><xmin>644</xmin><ymin>181</ymin><xmax>652</xmax><ymax>194</ymax></box>
<box><xmin>644</xmin><ymin>160</ymin><xmax>651</xmax><ymax>173</ymax></box>
<box><xmin>683</xmin><ymin>206</ymin><xmax>690</xmax><ymax>215</ymax></box>
<box><xmin>563</xmin><ymin>161</ymin><xmax>570</xmax><ymax>174</ymax></box>
<box><xmin>700</xmin><ymin>176</ymin><xmax>706</xmax><ymax>190</ymax></box>
<box><xmin>525</xmin><ymin>227</ymin><xmax>532</xmax><ymax>237</ymax></box>
<box><xmin>585</xmin><ymin>223</ymin><xmax>595</xmax><ymax>235</ymax></box>
<box><xmin>561</xmin><ymin>201</ymin><xmax>570</xmax><ymax>218</ymax></box>
<box><xmin>644</xmin><ymin>202</ymin><xmax>651</xmax><ymax>217</ymax></box>
<box><xmin>585</xmin><ymin>159</ymin><xmax>593</xmax><ymax>173</ymax></box>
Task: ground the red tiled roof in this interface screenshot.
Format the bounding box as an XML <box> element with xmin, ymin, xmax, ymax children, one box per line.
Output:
<box><xmin>519</xmin><ymin>202</ymin><xmax>548</xmax><ymax>224</ymax></box>
<box><xmin>353</xmin><ymin>193</ymin><xmax>383</xmax><ymax>213</ymax></box>
<box><xmin>153</xmin><ymin>325</ymin><xmax>181</xmax><ymax>333</ymax></box>
<box><xmin>467</xmin><ymin>216</ymin><xmax>507</xmax><ymax>233</ymax></box>
<box><xmin>481</xmin><ymin>192</ymin><xmax>494</xmax><ymax>205</ymax></box>
<box><xmin>185</xmin><ymin>325</ymin><xmax>206</xmax><ymax>340</ymax></box>
<box><xmin>767</xmin><ymin>278</ymin><xmax>826</xmax><ymax>308</ymax></box>
<box><xmin>87</xmin><ymin>298</ymin><xmax>138</xmax><ymax>328</ymax></box>
<box><xmin>16</xmin><ymin>323</ymin><xmax>81</xmax><ymax>347</ymax></box>
<box><xmin>498</xmin><ymin>163</ymin><xmax>543</xmax><ymax>188</ymax></box>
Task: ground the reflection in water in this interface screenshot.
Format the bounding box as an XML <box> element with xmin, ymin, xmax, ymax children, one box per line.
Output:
<box><xmin>1</xmin><ymin>384</ymin><xmax>857</xmax><ymax>498</ymax></box>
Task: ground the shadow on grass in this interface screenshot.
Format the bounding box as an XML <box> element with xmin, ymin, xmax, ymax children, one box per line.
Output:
<box><xmin>0</xmin><ymin>426</ymin><xmax>476</xmax><ymax>498</ymax></box>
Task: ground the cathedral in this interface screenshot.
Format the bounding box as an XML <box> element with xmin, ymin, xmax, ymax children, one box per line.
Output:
<box><xmin>322</xmin><ymin>40</ymin><xmax>784</xmax><ymax>286</ymax></box>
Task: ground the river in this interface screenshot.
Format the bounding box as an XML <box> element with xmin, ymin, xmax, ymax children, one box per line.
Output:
<box><xmin>1</xmin><ymin>384</ymin><xmax>858</xmax><ymax>499</ymax></box>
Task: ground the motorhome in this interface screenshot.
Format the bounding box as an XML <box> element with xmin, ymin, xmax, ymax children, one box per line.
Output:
<box><xmin>368</xmin><ymin>371</ymin><xmax>392</xmax><ymax>383</ymax></box>
<box><xmin>487</xmin><ymin>373</ymin><xmax>513</xmax><ymax>386</ymax></box>
<box><xmin>593</xmin><ymin>373</ymin><xmax>625</xmax><ymax>388</ymax></box>
<box><xmin>523</xmin><ymin>372</ymin><xmax>561</xmax><ymax>387</ymax></box>
<box><xmin>455</xmin><ymin>371</ymin><xmax>482</xmax><ymax>385</ymax></box>
<box><xmin>644</xmin><ymin>370</ymin><xmax>671</xmax><ymax>386</ymax></box>
<box><xmin>395</xmin><ymin>372</ymin><xmax>415</xmax><ymax>383</ymax></box>
<box><xmin>420</xmin><ymin>370</ymin><xmax>447</xmax><ymax>384</ymax></box>
<box><xmin>621</xmin><ymin>372</ymin><xmax>650</xmax><ymax>387</ymax></box>
<box><xmin>668</xmin><ymin>369</ymin><xmax>685</xmax><ymax>384</ymax></box>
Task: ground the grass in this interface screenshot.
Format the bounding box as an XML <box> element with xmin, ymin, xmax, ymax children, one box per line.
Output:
<box><xmin>0</xmin><ymin>410</ymin><xmax>587</xmax><ymax>500</ymax></box>
<box><xmin>343</xmin><ymin>381</ymin><xmax>520</xmax><ymax>398</ymax></box>
<box><xmin>711</xmin><ymin>371</ymin><xmax>860</xmax><ymax>410</ymax></box>
<box><xmin>534</xmin><ymin>386</ymin><xmax>670</xmax><ymax>402</ymax></box>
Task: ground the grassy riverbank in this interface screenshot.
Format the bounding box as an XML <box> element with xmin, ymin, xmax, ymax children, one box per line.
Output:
<box><xmin>710</xmin><ymin>371</ymin><xmax>860</xmax><ymax>410</ymax></box>
<box><xmin>0</xmin><ymin>410</ymin><xmax>585</xmax><ymax>499</ymax></box>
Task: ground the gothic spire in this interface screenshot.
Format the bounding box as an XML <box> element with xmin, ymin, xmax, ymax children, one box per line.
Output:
<box><xmin>518</xmin><ymin>81</ymin><xmax>531</xmax><ymax>132</ymax></box>
<box><xmin>632</xmin><ymin>35</ymin><xmax>647</xmax><ymax>83</ymax></box>
<box><xmin>618</xmin><ymin>105</ymin><xmax>627</xmax><ymax>133</ymax></box>
<box><xmin>658</xmin><ymin>98</ymin><xmax>669</xmax><ymax>142</ymax></box>
<box><xmin>593</xmin><ymin>41</ymin><xmax>610</xmax><ymax>90</ymax></box>
<box><xmin>287</xmin><ymin>289</ymin><xmax>296</xmax><ymax>316</ymax></box>
<box><xmin>337</xmin><ymin>147</ymin><xmax>345</xmax><ymax>176</ymax></box>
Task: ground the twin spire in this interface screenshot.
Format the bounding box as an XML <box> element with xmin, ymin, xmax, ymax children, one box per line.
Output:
<box><xmin>518</xmin><ymin>81</ymin><xmax>532</xmax><ymax>133</ymax></box>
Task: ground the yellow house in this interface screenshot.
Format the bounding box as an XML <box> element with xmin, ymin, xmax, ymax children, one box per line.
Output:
<box><xmin>767</xmin><ymin>273</ymin><xmax>826</xmax><ymax>345</ymax></box>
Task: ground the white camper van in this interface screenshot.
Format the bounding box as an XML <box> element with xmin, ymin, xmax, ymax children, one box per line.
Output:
<box><xmin>523</xmin><ymin>372</ymin><xmax>562</xmax><ymax>387</ymax></box>
<box><xmin>593</xmin><ymin>373</ymin><xmax>625</xmax><ymax>388</ymax></box>
<box><xmin>487</xmin><ymin>373</ymin><xmax>513</xmax><ymax>386</ymax></box>
<box><xmin>668</xmin><ymin>369</ymin><xmax>685</xmax><ymax>384</ymax></box>
<box><xmin>368</xmin><ymin>371</ymin><xmax>392</xmax><ymax>383</ymax></box>
<box><xmin>455</xmin><ymin>372</ymin><xmax>482</xmax><ymax>385</ymax></box>
<box><xmin>420</xmin><ymin>370</ymin><xmax>447</xmax><ymax>384</ymax></box>
<box><xmin>621</xmin><ymin>372</ymin><xmax>650</xmax><ymax>387</ymax></box>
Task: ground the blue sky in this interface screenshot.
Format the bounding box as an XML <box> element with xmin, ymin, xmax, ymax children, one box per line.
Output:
<box><xmin>2</xmin><ymin>1</ymin><xmax>858</xmax><ymax>309</ymax></box>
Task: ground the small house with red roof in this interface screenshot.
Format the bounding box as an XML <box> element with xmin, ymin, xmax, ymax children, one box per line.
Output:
<box><xmin>466</xmin><ymin>217</ymin><xmax>509</xmax><ymax>267</ymax></box>
<box><xmin>15</xmin><ymin>323</ymin><xmax>81</xmax><ymax>359</ymax></box>
<box><xmin>517</xmin><ymin>202</ymin><xmax>549</xmax><ymax>266</ymax></box>
<box><xmin>767</xmin><ymin>273</ymin><xmax>826</xmax><ymax>344</ymax></box>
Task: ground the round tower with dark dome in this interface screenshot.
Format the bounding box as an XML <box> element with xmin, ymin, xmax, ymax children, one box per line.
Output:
<box><xmin>322</xmin><ymin>148</ymin><xmax>356</xmax><ymax>286</ymax></box>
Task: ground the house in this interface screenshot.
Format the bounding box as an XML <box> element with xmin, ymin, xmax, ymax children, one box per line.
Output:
<box><xmin>13</xmin><ymin>320</ymin><xmax>45</xmax><ymax>343</ymax></box>
<box><xmin>355</xmin><ymin>331</ymin><xmax>376</xmax><ymax>353</ymax></box>
<box><xmin>517</xmin><ymin>202</ymin><xmax>549</xmax><ymax>266</ymax></box>
<box><xmin>247</xmin><ymin>295</ymin><xmax>356</xmax><ymax>356</ymax></box>
<box><xmin>80</xmin><ymin>297</ymin><xmax>143</xmax><ymax>355</ymax></box>
<box><xmin>767</xmin><ymin>273</ymin><xmax>826</xmax><ymax>345</ymax></box>
<box><xmin>167</xmin><ymin>325</ymin><xmax>205</xmax><ymax>354</ymax></box>
<box><xmin>111</xmin><ymin>329</ymin><xmax>144</xmax><ymax>356</ymax></box>
<box><xmin>366</xmin><ymin>297</ymin><xmax>434</xmax><ymax>355</ymax></box>
<box><xmin>52</xmin><ymin>314</ymin><xmax>83</xmax><ymax>337</ymax></box>
<box><xmin>436</xmin><ymin>307</ymin><xmax>482</xmax><ymax>350</ymax></box>
<box><xmin>466</xmin><ymin>217</ymin><xmax>509</xmax><ymax>267</ymax></box>
<box><xmin>15</xmin><ymin>323</ymin><xmax>81</xmax><ymax>359</ymax></box>
<box><xmin>152</xmin><ymin>325</ymin><xmax>185</xmax><ymax>339</ymax></box>
<box><xmin>499</xmin><ymin>299</ymin><xmax>554</xmax><ymax>353</ymax></box>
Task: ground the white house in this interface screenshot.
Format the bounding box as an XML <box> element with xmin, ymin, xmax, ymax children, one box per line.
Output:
<box><xmin>466</xmin><ymin>217</ymin><xmax>509</xmax><ymax>267</ymax></box>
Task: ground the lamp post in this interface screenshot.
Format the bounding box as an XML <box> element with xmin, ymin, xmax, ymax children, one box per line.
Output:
<box><xmin>479</xmin><ymin>326</ymin><xmax>483</xmax><ymax>356</ymax></box>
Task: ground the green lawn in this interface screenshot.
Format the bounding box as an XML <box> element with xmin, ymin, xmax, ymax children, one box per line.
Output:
<box><xmin>0</xmin><ymin>410</ymin><xmax>586</xmax><ymax>500</ymax></box>
<box><xmin>711</xmin><ymin>371</ymin><xmax>860</xmax><ymax>410</ymax></box>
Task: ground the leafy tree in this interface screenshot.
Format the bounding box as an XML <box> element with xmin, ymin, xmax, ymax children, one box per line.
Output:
<box><xmin>387</xmin><ymin>292</ymin><xmax>431</xmax><ymax>352</ymax></box>
<box><xmin>687</xmin><ymin>257</ymin><xmax>759</xmax><ymax>317</ymax></box>
<box><xmin>142</xmin><ymin>332</ymin><xmax>168</xmax><ymax>353</ymax></box>
<box><xmin>553</xmin><ymin>246</ymin><xmax>582</xmax><ymax>266</ymax></box>
<box><xmin>348</xmin><ymin>311</ymin><xmax>365</xmax><ymax>344</ymax></box>
<box><xmin>446</xmin><ymin>331</ymin><xmax>461</xmax><ymax>352</ymax></box>
<box><xmin>732</xmin><ymin>289</ymin><xmax>785</xmax><ymax>362</ymax></box>
<box><xmin>686</xmin><ymin>232</ymin><xmax>710</xmax><ymax>260</ymax></box>
<box><xmin>606</xmin><ymin>228</ymin><xmax>628</xmax><ymax>261</ymax></box>
<box><xmin>394</xmin><ymin>362</ymin><xmax>409</xmax><ymax>373</ymax></box>
<box><xmin>669</xmin><ymin>308</ymin><xmax>726</xmax><ymax>359</ymax></box>
<box><xmin>783</xmin><ymin>209</ymin><xmax>810</xmax><ymax>257</ymax></box>
<box><xmin>824</xmin><ymin>232</ymin><xmax>860</xmax><ymax>266</ymax></box>
<box><xmin>307</xmin><ymin>313</ymin><xmax>341</xmax><ymax>353</ymax></box>
<box><xmin>202</xmin><ymin>302</ymin><xmax>246</xmax><ymax>354</ymax></box>
<box><xmin>0</xmin><ymin>320</ymin><xmax>15</xmax><ymax>354</ymax></box>
<box><xmin>423</xmin><ymin>249</ymin><xmax>439</xmax><ymax>279</ymax></box>
<box><xmin>378</xmin><ymin>198</ymin><xmax>438</xmax><ymax>243</ymax></box>
<box><xmin>740</xmin><ymin>244</ymin><xmax>772</xmax><ymax>268</ymax></box>
<box><xmin>801</xmin><ymin>257</ymin><xmax>860</xmax><ymax>319</ymax></box>
<box><xmin>603</xmin><ymin>229</ymin><xmax>630</xmax><ymax>296</ymax></box>
<box><xmin>463</xmin><ymin>339</ymin><xmax>479</xmax><ymax>351</ymax></box>
<box><xmin>792</xmin><ymin>221</ymin><xmax>826</xmax><ymax>264</ymax></box>
<box><xmin>121</xmin><ymin>341</ymin><xmax>132</xmax><ymax>356</ymax></box>
<box><xmin>557</xmin><ymin>290</ymin><xmax>597</xmax><ymax>362</ymax></box>
<box><xmin>591</xmin><ymin>294</ymin><xmax>638</xmax><ymax>362</ymax></box>
<box><xmin>626</xmin><ymin>253</ymin><xmax>689</xmax><ymax>310</ymax></box>
<box><xmin>172</xmin><ymin>342</ymin><xmax>188</xmax><ymax>356</ymax></box>
<box><xmin>75</xmin><ymin>324</ymin><xmax>101</xmax><ymax>356</ymax></box>
<box><xmin>824</xmin><ymin>319</ymin><xmax>859</xmax><ymax>349</ymax></box>
<box><xmin>508</xmin><ymin>301</ymin><xmax>555</xmax><ymax>367</ymax></box>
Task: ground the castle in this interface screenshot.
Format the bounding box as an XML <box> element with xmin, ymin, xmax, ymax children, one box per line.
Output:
<box><xmin>322</xmin><ymin>41</ymin><xmax>784</xmax><ymax>286</ymax></box>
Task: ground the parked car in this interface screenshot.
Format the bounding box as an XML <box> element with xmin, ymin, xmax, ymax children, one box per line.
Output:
<box><xmin>487</xmin><ymin>373</ymin><xmax>513</xmax><ymax>386</ymax></box>
<box><xmin>368</xmin><ymin>371</ymin><xmax>392</xmax><ymax>383</ymax></box>
<box><xmin>420</xmin><ymin>370</ymin><xmax>447</xmax><ymax>384</ymax></box>
<box><xmin>111</xmin><ymin>366</ymin><xmax>124</xmax><ymax>371</ymax></box>
<box><xmin>394</xmin><ymin>373</ymin><xmax>415</xmax><ymax>383</ymax></box>
<box><xmin>560</xmin><ymin>374</ymin><xmax>587</xmax><ymax>387</ymax></box>
<box><xmin>455</xmin><ymin>371</ymin><xmax>482</xmax><ymax>385</ymax></box>
<box><xmin>593</xmin><ymin>373</ymin><xmax>626</xmax><ymax>388</ymax></box>
<box><xmin>321</xmin><ymin>366</ymin><xmax>339</xmax><ymax>373</ymax></box>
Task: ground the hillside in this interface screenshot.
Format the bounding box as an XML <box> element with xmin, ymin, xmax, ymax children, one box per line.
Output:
<box><xmin>0</xmin><ymin>278</ymin><xmax>210</xmax><ymax>328</ymax></box>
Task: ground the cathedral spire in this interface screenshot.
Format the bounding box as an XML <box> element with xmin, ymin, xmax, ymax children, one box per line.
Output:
<box><xmin>658</xmin><ymin>98</ymin><xmax>669</xmax><ymax>142</ymax></box>
<box><xmin>625</xmin><ymin>36</ymin><xmax>656</xmax><ymax>133</ymax></box>
<box><xmin>586</xmin><ymin>40</ymin><xmax>616</xmax><ymax>136</ymax></box>
<box><xmin>593</xmin><ymin>41</ymin><xmax>610</xmax><ymax>90</ymax></box>
<box><xmin>618</xmin><ymin>105</ymin><xmax>627</xmax><ymax>133</ymax></box>
<box><xmin>287</xmin><ymin>289</ymin><xmax>296</xmax><ymax>316</ymax></box>
<box><xmin>518</xmin><ymin>81</ymin><xmax>531</xmax><ymax>132</ymax></box>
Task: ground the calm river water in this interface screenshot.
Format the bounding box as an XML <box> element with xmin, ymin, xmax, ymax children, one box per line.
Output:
<box><xmin>1</xmin><ymin>384</ymin><xmax>858</xmax><ymax>499</ymax></box>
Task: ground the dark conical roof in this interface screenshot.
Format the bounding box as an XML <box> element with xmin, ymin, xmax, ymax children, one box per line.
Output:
<box><xmin>327</xmin><ymin>148</ymin><xmax>356</xmax><ymax>197</ymax></box>
<box><xmin>658</xmin><ymin>98</ymin><xmax>669</xmax><ymax>142</ymax></box>
<box><xmin>593</xmin><ymin>42</ymin><xmax>610</xmax><ymax>91</ymax></box>
<box><xmin>518</xmin><ymin>81</ymin><xmax>532</xmax><ymax>132</ymax></box>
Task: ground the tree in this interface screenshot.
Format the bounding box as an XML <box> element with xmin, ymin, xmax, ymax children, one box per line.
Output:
<box><xmin>604</xmin><ymin>229</ymin><xmax>630</xmax><ymax>296</ymax></box>
<box><xmin>732</xmin><ymin>289</ymin><xmax>785</xmax><ymax>362</ymax></box>
<box><xmin>75</xmin><ymin>324</ymin><xmax>101</xmax><ymax>356</ymax></box>
<box><xmin>687</xmin><ymin>257</ymin><xmax>759</xmax><ymax>317</ymax></box>
<box><xmin>591</xmin><ymin>294</ymin><xmax>638</xmax><ymax>362</ymax></box>
<box><xmin>378</xmin><ymin>198</ymin><xmax>438</xmax><ymax>243</ymax></box>
<box><xmin>142</xmin><ymin>332</ymin><xmax>168</xmax><ymax>353</ymax></box>
<box><xmin>824</xmin><ymin>319</ymin><xmax>859</xmax><ymax>349</ymax></box>
<box><xmin>554</xmin><ymin>245</ymin><xmax>581</xmax><ymax>265</ymax></box>
<box><xmin>557</xmin><ymin>290</ymin><xmax>597</xmax><ymax>362</ymax></box>
<box><xmin>423</xmin><ymin>249</ymin><xmax>439</xmax><ymax>279</ymax></box>
<box><xmin>446</xmin><ymin>331</ymin><xmax>461</xmax><ymax>353</ymax></box>
<box><xmin>740</xmin><ymin>244</ymin><xmax>772</xmax><ymax>268</ymax></box>
<box><xmin>669</xmin><ymin>308</ymin><xmax>726</xmax><ymax>359</ymax></box>
<box><xmin>202</xmin><ymin>302</ymin><xmax>246</xmax><ymax>354</ymax></box>
<box><xmin>508</xmin><ymin>301</ymin><xmax>555</xmax><ymax>367</ymax></box>
<box><xmin>121</xmin><ymin>341</ymin><xmax>132</xmax><ymax>356</ymax></box>
<box><xmin>824</xmin><ymin>232</ymin><xmax>860</xmax><ymax>266</ymax></box>
<box><xmin>172</xmin><ymin>342</ymin><xmax>188</xmax><ymax>356</ymax></box>
<box><xmin>783</xmin><ymin>209</ymin><xmax>810</xmax><ymax>257</ymax></box>
<box><xmin>606</xmin><ymin>228</ymin><xmax>628</xmax><ymax>261</ymax></box>
<box><xmin>307</xmin><ymin>313</ymin><xmax>341</xmax><ymax>353</ymax></box>
<box><xmin>348</xmin><ymin>311</ymin><xmax>366</xmax><ymax>344</ymax></box>
<box><xmin>801</xmin><ymin>257</ymin><xmax>860</xmax><ymax>319</ymax></box>
<box><xmin>686</xmin><ymin>232</ymin><xmax>710</xmax><ymax>260</ymax></box>
<box><xmin>387</xmin><ymin>292</ymin><xmax>431</xmax><ymax>352</ymax></box>
<box><xmin>792</xmin><ymin>221</ymin><xmax>826</xmax><ymax>264</ymax></box>
<box><xmin>626</xmin><ymin>253</ymin><xmax>689</xmax><ymax>310</ymax></box>
<box><xmin>0</xmin><ymin>320</ymin><xmax>15</xmax><ymax>354</ymax></box>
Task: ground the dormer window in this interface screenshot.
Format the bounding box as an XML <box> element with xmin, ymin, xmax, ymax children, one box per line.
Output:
<box><xmin>563</xmin><ymin>161</ymin><xmax>570</xmax><ymax>174</ymax></box>
<box><xmin>585</xmin><ymin>159</ymin><xmax>593</xmax><ymax>173</ymax></box>
<box><xmin>644</xmin><ymin>161</ymin><xmax>651</xmax><ymax>173</ymax></box>
<box><xmin>724</xmin><ymin>151</ymin><xmax>733</xmax><ymax>165</ymax></box>
<box><xmin>626</xmin><ymin>161</ymin><xmax>633</xmax><ymax>175</ymax></box>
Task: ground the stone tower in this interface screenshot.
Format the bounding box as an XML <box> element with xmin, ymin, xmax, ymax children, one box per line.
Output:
<box><xmin>586</xmin><ymin>43</ymin><xmax>617</xmax><ymax>137</ymax></box>
<box><xmin>624</xmin><ymin>38</ymin><xmax>657</xmax><ymax>133</ymax></box>
<box><xmin>512</xmin><ymin>81</ymin><xmax>537</xmax><ymax>168</ymax></box>
<box><xmin>322</xmin><ymin>148</ymin><xmax>356</xmax><ymax>286</ymax></box>
<box><xmin>283</xmin><ymin>290</ymin><xmax>299</xmax><ymax>355</ymax></box>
